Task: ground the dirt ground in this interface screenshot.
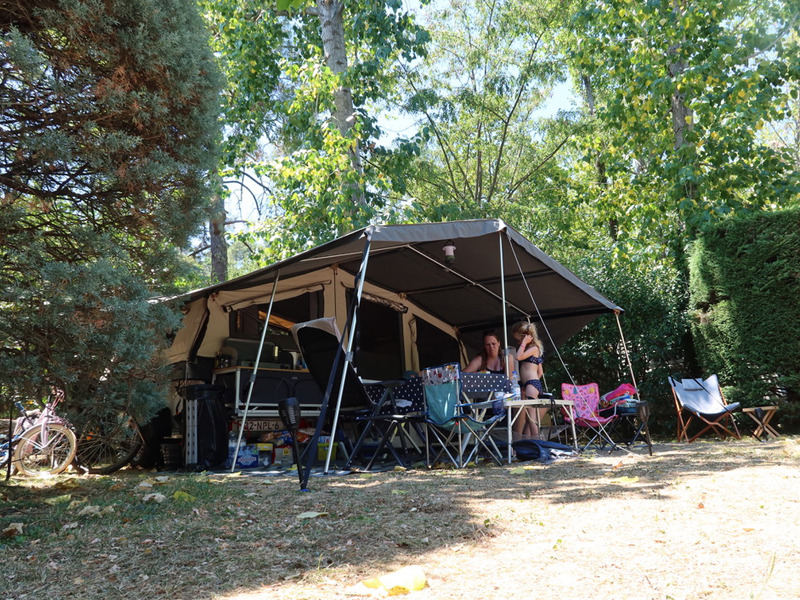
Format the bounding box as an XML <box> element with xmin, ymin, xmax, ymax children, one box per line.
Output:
<box><xmin>2</xmin><ymin>437</ymin><xmax>800</xmax><ymax>600</ymax></box>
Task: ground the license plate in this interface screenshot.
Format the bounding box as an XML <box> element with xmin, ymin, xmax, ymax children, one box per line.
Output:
<box><xmin>242</xmin><ymin>419</ymin><xmax>282</xmax><ymax>432</ymax></box>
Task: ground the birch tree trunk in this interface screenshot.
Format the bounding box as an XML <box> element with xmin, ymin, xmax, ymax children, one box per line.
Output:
<box><xmin>316</xmin><ymin>0</ymin><xmax>366</xmax><ymax>212</ymax></box>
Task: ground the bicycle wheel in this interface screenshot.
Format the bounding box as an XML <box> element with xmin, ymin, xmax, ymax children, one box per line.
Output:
<box><xmin>75</xmin><ymin>410</ymin><xmax>143</xmax><ymax>474</ymax></box>
<box><xmin>1</xmin><ymin>443</ymin><xmax>9</xmax><ymax>471</ymax></box>
<box><xmin>13</xmin><ymin>423</ymin><xmax>77</xmax><ymax>476</ymax></box>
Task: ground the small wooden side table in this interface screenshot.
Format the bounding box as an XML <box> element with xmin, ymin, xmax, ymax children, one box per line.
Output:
<box><xmin>742</xmin><ymin>406</ymin><xmax>780</xmax><ymax>439</ymax></box>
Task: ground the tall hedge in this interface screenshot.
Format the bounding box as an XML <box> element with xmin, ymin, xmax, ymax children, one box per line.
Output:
<box><xmin>689</xmin><ymin>208</ymin><xmax>800</xmax><ymax>428</ymax></box>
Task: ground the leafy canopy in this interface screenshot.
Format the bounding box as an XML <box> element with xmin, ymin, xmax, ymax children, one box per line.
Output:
<box><xmin>199</xmin><ymin>0</ymin><xmax>430</xmax><ymax>262</ymax></box>
<box><xmin>570</xmin><ymin>0</ymin><xmax>800</xmax><ymax>255</ymax></box>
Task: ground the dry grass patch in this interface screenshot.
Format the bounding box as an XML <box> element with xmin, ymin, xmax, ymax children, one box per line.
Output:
<box><xmin>2</xmin><ymin>438</ymin><xmax>800</xmax><ymax>600</ymax></box>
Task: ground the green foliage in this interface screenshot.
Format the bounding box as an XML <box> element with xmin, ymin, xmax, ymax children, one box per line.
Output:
<box><xmin>0</xmin><ymin>0</ymin><xmax>223</xmax><ymax>417</ymax></box>
<box><xmin>689</xmin><ymin>208</ymin><xmax>800</xmax><ymax>428</ymax></box>
<box><xmin>547</xmin><ymin>254</ymin><xmax>690</xmax><ymax>436</ymax></box>
<box><xmin>402</xmin><ymin>0</ymin><xmax>577</xmax><ymax>226</ymax></box>
<box><xmin>199</xmin><ymin>0</ymin><xmax>431</xmax><ymax>261</ymax></box>
<box><xmin>0</xmin><ymin>237</ymin><xmax>182</xmax><ymax>421</ymax></box>
<box><xmin>569</xmin><ymin>0</ymin><xmax>800</xmax><ymax>256</ymax></box>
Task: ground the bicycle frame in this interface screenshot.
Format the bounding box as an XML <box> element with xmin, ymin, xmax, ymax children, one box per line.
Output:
<box><xmin>2</xmin><ymin>393</ymin><xmax>74</xmax><ymax>473</ymax></box>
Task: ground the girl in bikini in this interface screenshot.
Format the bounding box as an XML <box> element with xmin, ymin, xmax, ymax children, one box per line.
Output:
<box><xmin>512</xmin><ymin>321</ymin><xmax>545</xmax><ymax>439</ymax></box>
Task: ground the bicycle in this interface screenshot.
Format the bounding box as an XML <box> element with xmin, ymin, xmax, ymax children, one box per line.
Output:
<box><xmin>72</xmin><ymin>405</ymin><xmax>143</xmax><ymax>474</ymax></box>
<box><xmin>1</xmin><ymin>393</ymin><xmax>77</xmax><ymax>477</ymax></box>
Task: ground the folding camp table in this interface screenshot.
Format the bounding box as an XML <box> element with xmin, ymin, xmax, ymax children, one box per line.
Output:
<box><xmin>608</xmin><ymin>400</ymin><xmax>653</xmax><ymax>455</ymax></box>
<box><xmin>504</xmin><ymin>397</ymin><xmax>578</xmax><ymax>463</ymax></box>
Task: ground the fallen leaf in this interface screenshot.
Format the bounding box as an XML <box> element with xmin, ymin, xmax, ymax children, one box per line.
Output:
<box><xmin>44</xmin><ymin>494</ymin><xmax>72</xmax><ymax>506</ymax></box>
<box><xmin>510</xmin><ymin>466</ymin><xmax>526</xmax><ymax>475</ymax></box>
<box><xmin>173</xmin><ymin>491</ymin><xmax>196</xmax><ymax>502</ymax></box>
<box><xmin>68</xmin><ymin>498</ymin><xmax>87</xmax><ymax>509</ymax></box>
<box><xmin>697</xmin><ymin>502</ymin><xmax>705</xmax><ymax>509</ymax></box>
<box><xmin>142</xmin><ymin>493</ymin><xmax>167</xmax><ymax>503</ymax></box>
<box><xmin>359</xmin><ymin>473</ymin><xmax>374</xmax><ymax>479</ymax></box>
<box><xmin>61</xmin><ymin>522</ymin><xmax>79</xmax><ymax>531</ymax></box>
<box><xmin>391</xmin><ymin>490</ymin><xmax>409</xmax><ymax>495</ymax></box>
<box><xmin>348</xmin><ymin>565</ymin><xmax>427</xmax><ymax>597</ymax></box>
<box><xmin>296</xmin><ymin>511</ymin><xmax>328</xmax><ymax>519</ymax></box>
<box><xmin>393</xmin><ymin>466</ymin><xmax>407</xmax><ymax>472</ymax></box>
<box><xmin>77</xmin><ymin>505</ymin><xmax>102</xmax><ymax>517</ymax></box>
<box><xmin>54</xmin><ymin>478</ymin><xmax>80</xmax><ymax>490</ymax></box>
<box><xmin>3</xmin><ymin>523</ymin><xmax>23</xmax><ymax>538</ymax></box>
<box><xmin>136</xmin><ymin>482</ymin><xmax>153</xmax><ymax>491</ymax></box>
<box><xmin>607</xmin><ymin>476</ymin><xmax>639</xmax><ymax>484</ymax></box>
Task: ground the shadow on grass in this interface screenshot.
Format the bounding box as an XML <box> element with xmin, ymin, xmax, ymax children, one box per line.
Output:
<box><xmin>0</xmin><ymin>437</ymin><xmax>794</xmax><ymax>599</ymax></box>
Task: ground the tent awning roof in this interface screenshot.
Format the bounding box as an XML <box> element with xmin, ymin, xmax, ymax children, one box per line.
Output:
<box><xmin>176</xmin><ymin>219</ymin><xmax>621</xmax><ymax>350</ymax></box>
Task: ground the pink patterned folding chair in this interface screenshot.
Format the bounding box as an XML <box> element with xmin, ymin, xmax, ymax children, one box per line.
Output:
<box><xmin>561</xmin><ymin>383</ymin><xmax>620</xmax><ymax>452</ymax></box>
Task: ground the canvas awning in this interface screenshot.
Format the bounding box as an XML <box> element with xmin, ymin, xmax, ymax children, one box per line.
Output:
<box><xmin>169</xmin><ymin>219</ymin><xmax>621</xmax><ymax>362</ymax></box>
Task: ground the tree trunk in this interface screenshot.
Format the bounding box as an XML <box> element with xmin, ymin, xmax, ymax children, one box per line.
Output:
<box><xmin>316</xmin><ymin>0</ymin><xmax>365</xmax><ymax>214</ymax></box>
<box><xmin>581</xmin><ymin>74</ymin><xmax>617</xmax><ymax>242</ymax></box>
<box><xmin>668</xmin><ymin>1</ymin><xmax>696</xmax><ymax>202</ymax></box>
<box><xmin>209</xmin><ymin>191</ymin><xmax>228</xmax><ymax>284</ymax></box>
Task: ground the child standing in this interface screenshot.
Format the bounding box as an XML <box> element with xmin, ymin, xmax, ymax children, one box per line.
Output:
<box><xmin>512</xmin><ymin>321</ymin><xmax>546</xmax><ymax>439</ymax></box>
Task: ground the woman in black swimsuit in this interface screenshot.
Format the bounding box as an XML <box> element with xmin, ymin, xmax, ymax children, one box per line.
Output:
<box><xmin>464</xmin><ymin>330</ymin><xmax>505</xmax><ymax>374</ymax></box>
<box><xmin>512</xmin><ymin>321</ymin><xmax>546</xmax><ymax>439</ymax></box>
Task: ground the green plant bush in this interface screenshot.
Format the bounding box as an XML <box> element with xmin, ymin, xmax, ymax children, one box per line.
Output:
<box><xmin>548</xmin><ymin>255</ymin><xmax>690</xmax><ymax>438</ymax></box>
<box><xmin>689</xmin><ymin>208</ymin><xmax>800</xmax><ymax>430</ymax></box>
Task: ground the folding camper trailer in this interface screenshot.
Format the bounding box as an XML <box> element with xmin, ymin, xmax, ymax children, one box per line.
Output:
<box><xmin>164</xmin><ymin>219</ymin><xmax>623</xmax><ymax>474</ymax></box>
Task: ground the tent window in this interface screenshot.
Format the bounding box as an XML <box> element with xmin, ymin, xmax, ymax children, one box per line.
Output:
<box><xmin>231</xmin><ymin>305</ymin><xmax>260</xmax><ymax>339</ymax></box>
<box><xmin>416</xmin><ymin>318</ymin><xmax>460</xmax><ymax>369</ymax></box>
<box><xmin>351</xmin><ymin>295</ymin><xmax>403</xmax><ymax>380</ymax></box>
<box><xmin>230</xmin><ymin>291</ymin><xmax>323</xmax><ymax>339</ymax></box>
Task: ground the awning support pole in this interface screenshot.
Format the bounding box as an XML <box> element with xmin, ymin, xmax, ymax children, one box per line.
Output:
<box><xmin>326</xmin><ymin>234</ymin><xmax>371</xmax><ymax>473</ymax></box>
<box><xmin>614</xmin><ymin>309</ymin><xmax>640</xmax><ymax>399</ymax></box>
<box><xmin>499</xmin><ymin>232</ymin><xmax>510</xmax><ymax>373</ymax></box>
<box><xmin>231</xmin><ymin>270</ymin><xmax>280</xmax><ymax>472</ymax></box>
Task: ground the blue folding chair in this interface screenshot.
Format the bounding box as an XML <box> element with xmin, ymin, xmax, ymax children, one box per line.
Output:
<box><xmin>421</xmin><ymin>363</ymin><xmax>503</xmax><ymax>467</ymax></box>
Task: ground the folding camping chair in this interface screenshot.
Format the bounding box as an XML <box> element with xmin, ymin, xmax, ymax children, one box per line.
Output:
<box><xmin>421</xmin><ymin>363</ymin><xmax>504</xmax><ymax>468</ymax></box>
<box><xmin>668</xmin><ymin>374</ymin><xmax>741</xmax><ymax>443</ymax></box>
<box><xmin>291</xmin><ymin>318</ymin><xmax>423</xmax><ymax>470</ymax></box>
<box><xmin>561</xmin><ymin>382</ymin><xmax>620</xmax><ymax>452</ymax></box>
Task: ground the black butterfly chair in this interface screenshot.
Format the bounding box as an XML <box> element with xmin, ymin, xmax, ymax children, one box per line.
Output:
<box><xmin>291</xmin><ymin>318</ymin><xmax>422</xmax><ymax>470</ymax></box>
